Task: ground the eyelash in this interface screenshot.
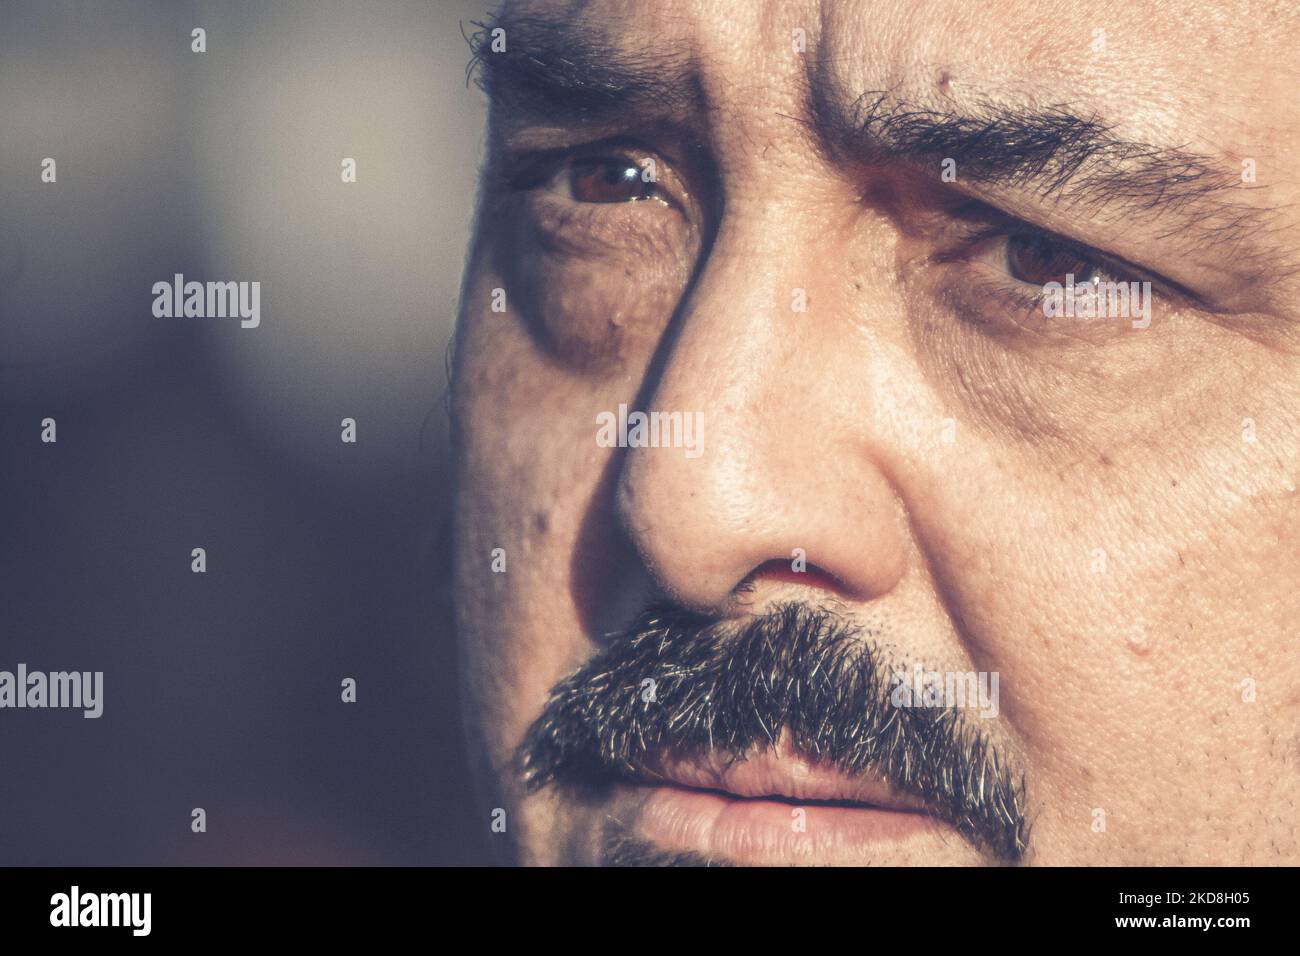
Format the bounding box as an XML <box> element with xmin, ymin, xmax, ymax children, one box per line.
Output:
<box><xmin>935</xmin><ymin>213</ymin><xmax>1197</xmax><ymax>318</ymax></box>
<box><xmin>503</xmin><ymin>145</ymin><xmax>668</xmax><ymax>198</ymax></box>
<box><xmin>941</xmin><ymin>197</ymin><xmax>1201</xmax><ymax>291</ymax></box>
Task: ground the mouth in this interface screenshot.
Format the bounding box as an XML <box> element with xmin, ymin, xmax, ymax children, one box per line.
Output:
<box><xmin>607</xmin><ymin>741</ymin><xmax>951</xmax><ymax>865</ymax></box>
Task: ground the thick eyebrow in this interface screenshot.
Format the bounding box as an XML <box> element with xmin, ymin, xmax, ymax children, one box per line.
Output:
<box><xmin>811</xmin><ymin>88</ymin><xmax>1284</xmax><ymax>270</ymax></box>
<box><xmin>465</xmin><ymin>13</ymin><xmax>702</xmax><ymax>126</ymax></box>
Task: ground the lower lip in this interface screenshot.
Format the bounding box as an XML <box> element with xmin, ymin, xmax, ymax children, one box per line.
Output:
<box><xmin>625</xmin><ymin>784</ymin><xmax>942</xmax><ymax>865</ymax></box>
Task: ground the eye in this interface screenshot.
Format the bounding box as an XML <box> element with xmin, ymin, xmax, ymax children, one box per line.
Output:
<box><xmin>566</xmin><ymin>157</ymin><xmax>659</xmax><ymax>204</ymax></box>
<box><xmin>1003</xmin><ymin>234</ymin><xmax>1103</xmax><ymax>286</ymax></box>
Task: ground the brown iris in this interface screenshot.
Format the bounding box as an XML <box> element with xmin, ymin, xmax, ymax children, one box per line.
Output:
<box><xmin>568</xmin><ymin>158</ymin><xmax>655</xmax><ymax>203</ymax></box>
<box><xmin>1005</xmin><ymin>234</ymin><xmax>1099</xmax><ymax>285</ymax></box>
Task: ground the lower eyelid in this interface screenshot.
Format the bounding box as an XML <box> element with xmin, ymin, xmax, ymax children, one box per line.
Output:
<box><xmin>959</xmin><ymin>267</ymin><xmax>1049</xmax><ymax>316</ymax></box>
<box><xmin>520</xmin><ymin>189</ymin><xmax>690</xmax><ymax>259</ymax></box>
<box><xmin>938</xmin><ymin>263</ymin><xmax>1174</xmax><ymax>350</ymax></box>
<box><xmin>962</xmin><ymin>237</ymin><xmax>1147</xmax><ymax>301</ymax></box>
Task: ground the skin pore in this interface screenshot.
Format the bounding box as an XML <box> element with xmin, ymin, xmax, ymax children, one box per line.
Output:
<box><xmin>451</xmin><ymin>0</ymin><xmax>1300</xmax><ymax>865</ymax></box>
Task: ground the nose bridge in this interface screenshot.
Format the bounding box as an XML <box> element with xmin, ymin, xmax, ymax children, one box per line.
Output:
<box><xmin>615</xmin><ymin>206</ymin><xmax>909</xmax><ymax>611</ymax></box>
<box><xmin>647</xmin><ymin>212</ymin><xmax>790</xmax><ymax>456</ymax></box>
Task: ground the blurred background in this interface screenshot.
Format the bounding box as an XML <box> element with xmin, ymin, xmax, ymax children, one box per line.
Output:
<box><xmin>0</xmin><ymin>0</ymin><xmax>492</xmax><ymax>864</ymax></box>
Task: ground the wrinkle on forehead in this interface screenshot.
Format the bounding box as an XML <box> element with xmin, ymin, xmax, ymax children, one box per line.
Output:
<box><xmin>497</xmin><ymin>0</ymin><xmax>1297</xmax><ymax>168</ymax></box>
<box><xmin>815</xmin><ymin>0</ymin><xmax>1297</xmax><ymax>154</ymax></box>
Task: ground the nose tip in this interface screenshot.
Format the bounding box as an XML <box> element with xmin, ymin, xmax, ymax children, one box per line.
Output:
<box><xmin>615</xmin><ymin>436</ymin><xmax>908</xmax><ymax>614</ymax></box>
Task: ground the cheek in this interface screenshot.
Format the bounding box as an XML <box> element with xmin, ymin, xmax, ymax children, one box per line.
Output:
<box><xmin>450</xmin><ymin>390</ymin><xmax>590</xmax><ymax>770</ymax></box>
<box><xmin>451</xmin><ymin>266</ymin><xmax>640</xmax><ymax>746</ymax></box>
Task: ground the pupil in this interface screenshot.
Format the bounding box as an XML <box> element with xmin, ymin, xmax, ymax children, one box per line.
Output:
<box><xmin>606</xmin><ymin>164</ymin><xmax>637</xmax><ymax>186</ymax></box>
<box><xmin>569</xmin><ymin>159</ymin><xmax>647</xmax><ymax>203</ymax></box>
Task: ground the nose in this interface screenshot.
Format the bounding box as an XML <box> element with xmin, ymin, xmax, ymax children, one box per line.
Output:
<box><xmin>615</xmin><ymin>214</ymin><xmax>909</xmax><ymax>613</ymax></box>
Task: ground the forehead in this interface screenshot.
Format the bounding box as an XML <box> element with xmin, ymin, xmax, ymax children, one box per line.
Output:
<box><xmin>498</xmin><ymin>0</ymin><xmax>1297</xmax><ymax>156</ymax></box>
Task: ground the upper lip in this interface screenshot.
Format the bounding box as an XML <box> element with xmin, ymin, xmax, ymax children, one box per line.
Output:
<box><xmin>632</xmin><ymin>739</ymin><xmax>931</xmax><ymax>813</ymax></box>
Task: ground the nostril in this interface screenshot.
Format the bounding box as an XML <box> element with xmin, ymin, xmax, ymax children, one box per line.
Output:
<box><xmin>735</xmin><ymin>557</ymin><xmax>854</xmax><ymax>600</ymax></box>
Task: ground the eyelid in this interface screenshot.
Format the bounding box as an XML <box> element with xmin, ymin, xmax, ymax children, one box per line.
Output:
<box><xmin>497</xmin><ymin>138</ymin><xmax>686</xmax><ymax>211</ymax></box>
<box><xmin>971</xmin><ymin>228</ymin><xmax>1129</xmax><ymax>286</ymax></box>
<box><xmin>939</xmin><ymin>209</ymin><xmax>1198</xmax><ymax>305</ymax></box>
<box><xmin>545</xmin><ymin>156</ymin><xmax>667</xmax><ymax>205</ymax></box>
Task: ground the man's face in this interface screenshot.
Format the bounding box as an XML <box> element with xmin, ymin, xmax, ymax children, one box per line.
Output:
<box><xmin>450</xmin><ymin>0</ymin><xmax>1300</xmax><ymax>865</ymax></box>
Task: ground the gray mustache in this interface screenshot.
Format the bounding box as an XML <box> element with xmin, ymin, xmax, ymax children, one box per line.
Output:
<box><xmin>517</xmin><ymin>602</ymin><xmax>1029</xmax><ymax>861</ymax></box>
